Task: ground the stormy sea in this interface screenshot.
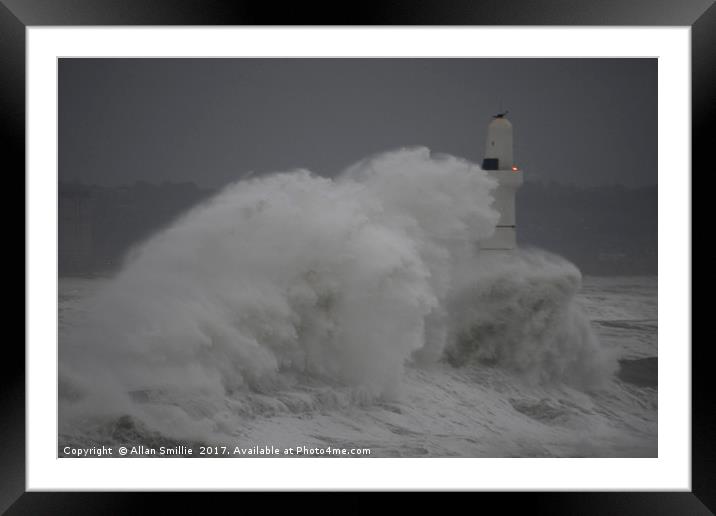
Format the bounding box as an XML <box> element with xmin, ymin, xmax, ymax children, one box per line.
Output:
<box><xmin>58</xmin><ymin>148</ymin><xmax>657</xmax><ymax>457</ymax></box>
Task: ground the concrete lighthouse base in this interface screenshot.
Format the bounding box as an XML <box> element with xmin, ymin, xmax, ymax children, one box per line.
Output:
<box><xmin>480</xmin><ymin>168</ymin><xmax>523</xmax><ymax>251</ymax></box>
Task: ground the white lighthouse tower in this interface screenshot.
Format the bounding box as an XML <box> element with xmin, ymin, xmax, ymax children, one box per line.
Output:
<box><xmin>480</xmin><ymin>112</ymin><xmax>523</xmax><ymax>250</ymax></box>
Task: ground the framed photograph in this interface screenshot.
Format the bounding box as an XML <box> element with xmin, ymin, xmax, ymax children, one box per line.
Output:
<box><xmin>4</xmin><ymin>0</ymin><xmax>711</xmax><ymax>512</ymax></box>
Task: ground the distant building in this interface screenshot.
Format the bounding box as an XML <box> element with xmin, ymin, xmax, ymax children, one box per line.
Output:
<box><xmin>59</xmin><ymin>183</ymin><xmax>93</xmax><ymax>273</ymax></box>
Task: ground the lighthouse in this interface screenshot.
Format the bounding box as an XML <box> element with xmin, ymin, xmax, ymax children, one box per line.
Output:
<box><xmin>480</xmin><ymin>112</ymin><xmax>523</xmax><ymax>250</ymax></box>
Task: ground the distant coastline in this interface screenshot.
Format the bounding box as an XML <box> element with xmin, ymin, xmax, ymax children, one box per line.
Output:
<box><xmin>59</xmin><ymin>178</ymin><xmax>656</xmax><ymax>277</ymax></box>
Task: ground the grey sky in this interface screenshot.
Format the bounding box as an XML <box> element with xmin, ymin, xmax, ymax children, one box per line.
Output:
<box><xmin>59</xmin><ymin>58</ymin><xmax>656</xmax><ymax>188</ymax></box>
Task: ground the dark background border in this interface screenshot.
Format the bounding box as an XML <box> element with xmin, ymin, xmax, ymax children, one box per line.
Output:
<box><xmin>3</xmin><ymin>0</ymin><xmax>712</xmax><ymax>513</ymax></box>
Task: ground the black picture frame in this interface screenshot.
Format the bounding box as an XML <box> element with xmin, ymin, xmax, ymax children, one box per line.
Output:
<box><xmin>3</xmin><ymin>0</ymin><xmax>711</xmax><ymax>512</ymax></box>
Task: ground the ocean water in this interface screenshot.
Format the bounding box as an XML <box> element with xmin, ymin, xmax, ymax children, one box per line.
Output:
<box><xmin>57</xmin><ymin>148</ymin><xmax>656</xmax><ymax>457</ymax></box>
<box><xmin>58</xmin><ymin>274</ymin><xmax>657</xmax><ymax>457</ymax></box>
